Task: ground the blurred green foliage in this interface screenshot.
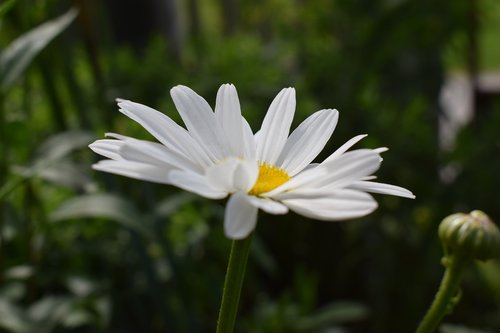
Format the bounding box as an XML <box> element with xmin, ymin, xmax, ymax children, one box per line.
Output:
<box><xmin>1</xmin><ymin>0</ymin><xmax>499</xmax><ymax>332</ymax></box>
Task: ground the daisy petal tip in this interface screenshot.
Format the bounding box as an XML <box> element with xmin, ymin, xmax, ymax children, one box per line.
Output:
<box><xmin>224</xmin><ymin>193</ymin><xmax>258</xmax><ymax>240</ymax></box>
<box><xmin>375</xmin><ymin>147</ymin><xmax>389</xmax><ymax>154</ymax></box>
<box><xmin>395</xmin><ymin>188</ymin><xmax>416</xmax><ymax>199</ymax></box>
<box><xmin>116</xmin><ymin>99</ymin><xmax>135</xmax><ymax>110</ymax></box>
<box><xmin>223</xmin><ymin>217</ymin><xmax>255</xmax><ymax>240</ymax></box>
<box><xmin>170</xmin><ymin>84</ymin><xmax>191</xmax><ymax>95</ymax></box>
<box><xmin>169</xmin><ymin>86</ymin><xmax>178</xmax><ymax>96</ymax></box>
<box><xmin>280</xmin><ymin>87</ymin><xmax>295</xmax><ymax>95</ymax></box>
<box><xmin>368</xmin><ymin>202</ymin><xmax>379</xmax><ymax>215</ymax></box>
<box><xmin>218</xmin><ymin>83</ymin><xmax>237</xmax><ymax>95</ymax></box>
<box><xmin>90</xmin><ymin>161</ymin><xmax>106</xmax><ymax>171</ymax></box>
<box><xmin>169</xmin><ymin>85</ymin><xmax>183</xmax><ymax>96</ymax></box>
<box><xmin>405</xmin><ymin>191</ymin><xmax>416</xmax><ymax>199</ymax></box>
<box><xmin>224</xmin><ymin>228</ymin><xmax>250</xmax><ymax>240</ymax></box>
<box><xmin>318</xmin><ymin>108</ymin><xmax>339</xmax><ymax>118</ymax></box>
<box><xmin>275</xmin><ymin>205</ymin><xmax>289</xmax><ymax>215</ymax></box>
<box><xmin>88</xmin><ymin>141</ymin><xmax>102</xmax><ymax>150</ymax></box>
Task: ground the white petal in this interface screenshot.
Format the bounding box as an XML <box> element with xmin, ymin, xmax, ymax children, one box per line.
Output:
<box><xmin>215</xmin><ymin>84</ymin><xmax>246</xmax><ymax>157</ymax></box>
<box><xmin>92</xmin><ymin>160</ymin><xmax>171</xmax><ymax>184</ymax></box>
<box><xmin>254</xmin><ymin>130</ymin><xmax>261</xmax><ymax>146</ymax></box>
<box><xmin>241</xmin><ymin>117</ymin><xmax>256</xmax><ymax>160</ymax></box>
<box><xmin>104</xmin><ymin>132</ymin><xmax>127</xmax><ymax>139</ymax></box>
<box><xmin>246</xmin><ymin>196</ymin><xmax>288</xmax><ymax>214</ymax></box>
<box><xmin>266</xmin><ymin>149</ymin><xmax>381</xmax><ymax>196</ymax></box>
<box><xmin>349</xmin><ymin>181</ymin><xmax>415</xmax><ymax>199</ymax></box>
<box><xmin>276</xmin><ymin>109</ymin><xmax>338</xmax><ymax>176</ymax></box>
<box><xmin>224</xmin><ymin>192</ymin><xmax>258</xmax><ymax>239</ymax></box>
<box><xmin>117</xmin><ymin>100</ymin><xmax>212</xmax><ymax>168</ymax></box>
<box><xmin>170</xmin><ymin>85</ymin><xmax>228</xmax><ymax>161</ymax></box>
<box><xmin>263</xmin><ymin>163</ymin><xmax>324</xmax><ymax>197</ymax></box>
<box><xmin>303</xmin><ymin>163</ymin><xmax>319</xmax><ymax>171</ymax></box>
<box><xmin>233</xmin><ymin>159</ymin><xmax>259</xmax><ymax>192</ymax></box>
<box><xmin>169</xmin><ymin>170</ymin><xmax>227</xmax><ymax>199</ymax></box>
<box><xmin>256</xmin><ymin>88</ymin><xmax>296</xmax><ymax>164</ymax></box>
<box><xmin>205</xmin><ymin>157</ymin><xmax>258</xmax><ymax>193</ymax></box>
<box><xmin>322</xmin><ymin>134</ymin><xmax>367</xmax><ymax>164</ymax></box>
<box><xmin>312</xmin><ymin>149</ymin><xmax>381</xmax><ymax>188</ymax></box>
<box><xmin>89</xmin><ymin>140</ymin><xmax>124</xmax><ymax>160</ymax></box>
<box><xmin>282</xmin><ymin>189</ymin><xmax>378</xmax><ymax>221</ymax></box>
<box><xmin>119</xmin><ymin>139</ymin><xmax>201</xmax><ymax>173</ymax></box>
<box><xmin>91</xmin><ymin>135</ymin><xmax>201</xmax><ymax>173</ymax></box>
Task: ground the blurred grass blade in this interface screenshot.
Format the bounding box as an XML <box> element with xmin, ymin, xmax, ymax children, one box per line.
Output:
<box><xmin>0</xmin><ymin>0</ymin><xmax>17</xmax><ymax>17</ymax></box>
<box><xmin>440</xmin><ymin>323</ymin><xmax>493</xmax><ymax>333</ymax></box>
<box><xmin>50</xmin><ymin>193</ymin><xmax>148</xmax><ymax>234</ymax></box>
<box><xmin>11</xmin><ymin>161</ymin><xmax>92</xmax><ymax>191</ymax></box>
<box><xmin>35</xmin><ymin>130</ymin><xmax>95</xmax><ymax>161</ymax></box>
<box><xmin>35</xmin><ymin>161</ymin><xmax>92</xmax><ymax>189</ymax></box>
<box><xmin>292</xmin><ymin>301</ymin><xmax>369</xmax><ymax>330</ymax></box>
<box><xmin>1</xmin><ymin>130</ymin><xmax>95</xmax><ymax>198</ymax></box>
<box><xmin>0</xmin><ymin>176</ymin><xmax>27</xmax><ymax>200</ymax></box>
<box><xmin>0</xmin><ymin>8</ymin><xmax>78</xmax><ymax>92</ymax></box>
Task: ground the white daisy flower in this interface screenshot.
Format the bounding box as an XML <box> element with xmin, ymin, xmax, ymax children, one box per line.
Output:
<box><xmin>89</xmin><ymin>84</ymin><xmax>415</xmax><ymax>239</ymax></box>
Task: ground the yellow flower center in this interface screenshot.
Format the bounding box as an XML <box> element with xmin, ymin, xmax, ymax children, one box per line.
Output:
<box><xmin>249</xmin><ymin>162</ymin><xmax>290</xmax><ymax>196</ymax></box>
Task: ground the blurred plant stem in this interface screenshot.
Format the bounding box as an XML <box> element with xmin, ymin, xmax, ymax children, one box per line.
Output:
<box><xmin>216</xmin><ymin>232</ymin><xmax>254</xmax><ymax>333</ymax></box>
<box><xmin>415</xmin><ymin>255</ymin><xmax>469</xmax><ymax>333</ymax></box>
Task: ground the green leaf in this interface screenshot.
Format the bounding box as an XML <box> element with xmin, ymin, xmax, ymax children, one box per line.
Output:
<box><xmin>0</xmin><ymin>8</ymin><xmax>78</xmax><ymax>92</ymax></box>
<box><xmin>292</xmin><ymin>301</ymin><xmax>369</xmax><ymax>331</ymax></box>
<box><xmin>49</xmin><ymin>193</ymin><xmax>148</xmax><ymax>234</ymax></box>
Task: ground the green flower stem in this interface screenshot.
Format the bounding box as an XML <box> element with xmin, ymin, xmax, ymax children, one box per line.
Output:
<box><xmin>416</xmin><ymin>255</ymin><xmax>469</xmax><ymax>333</ymax></box>
<box><xmin>216</xmin><ymin>232</ymin><xmax>254</xmax><ymax>333</ymax></box>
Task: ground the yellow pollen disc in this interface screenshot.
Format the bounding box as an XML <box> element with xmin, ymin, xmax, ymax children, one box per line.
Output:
<box><xmin>249</xmin><ymin>162</ymin><xmax>291</xmax><ymax>196</ymax></box>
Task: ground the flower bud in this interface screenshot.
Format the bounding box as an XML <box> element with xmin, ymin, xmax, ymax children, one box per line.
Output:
<box><xmin>438</xmin><ymin>210</ymin><xmax>500</xmax><ymax>261</ymax></box>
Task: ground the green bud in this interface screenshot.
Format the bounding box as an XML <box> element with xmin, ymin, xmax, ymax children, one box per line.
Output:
<box><xmin>438</xmin><ymin>210</ymin><xmax>500</xmax><ymax>261</ymax></box>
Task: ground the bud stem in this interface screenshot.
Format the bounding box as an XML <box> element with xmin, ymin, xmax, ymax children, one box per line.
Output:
<box><xmin>415</xmin><ymin>255</ymin><xmax>469</xmax><ymax>333</ymax></box>
<box><xmin>216</xmin><ymin>232</ymin><xmax>254</xmax><ymax>333</ymax></box>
